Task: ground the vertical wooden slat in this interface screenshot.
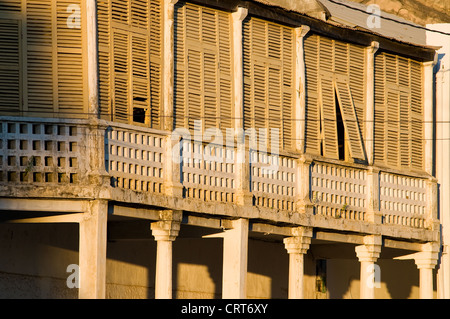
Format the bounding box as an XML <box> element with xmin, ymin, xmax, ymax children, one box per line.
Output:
<box><xmin>335</xmin><ymin>81</ymin><xmax>365</xmax><ymax>160</ymax></box>
<box><xmin>386</xmin><ymin>89</ymin><xmax>400</xmax><ymax>167</ymax></box>
<box><xmin>149</xmin><ymin>0</ymin><xmax>162</xmax><ymax>128</ymax></box>
<box><xmin>374</xmin><ymin>53</ymin><xmax>386</xmax><ymax>164</ymax></box>
<box><xmin>174</xmin><ymin>1</ymin><xmax>186</xmax><ymax>129</ymax></box>
<box><xmin>98</xmin><ymin>0</ymin><xmax>112</xmax><ymax>120</ymax></box>
<box><xmin>112</xmin><ymin>29</ymin><xmax>129</xmax><ymax>123</ymax></box>
<box><xmin>410</xmin><ymin>60</ymin><xmax>423</xmax><ymax>170</ymax></box>
<box><xmin>57</xmin><ymin>0</ymin><xmax>84</xmax><ymax>117</ymax></box>
<box><xmin>304</xmin><ymin>34</ymin><xmax>321</xmax><ymax>155</ymax></box>
<box><xmin>319</xmin><ymin>76</ymin><xmax>339</xmax><ymax>159</ymax></box>
<box><xmin>399</xmin><ymin>91</ymin><xmax>410</xmax><ymax>167</ymax></box>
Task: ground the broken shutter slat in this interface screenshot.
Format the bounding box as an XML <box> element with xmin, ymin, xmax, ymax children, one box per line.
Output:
<box><xmin>334</xmin><ymin>81</ymin><xmax>365</xmax><ymax>161</ymax></box>
<box><xmin>319</xmin><ymin>76</ymin><xmax>339</xmax><ymax>160</ymax></box>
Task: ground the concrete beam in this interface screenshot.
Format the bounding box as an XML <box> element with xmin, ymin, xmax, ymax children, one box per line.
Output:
<box><xmin>109</xmin><ymin>205</ymin><xmax>162</xmax><ymax>220</ymax></box>
<box><xmin>0</xmin><ymin>198</ymin><xmax>86</xmax><ymax>213</ymax></box>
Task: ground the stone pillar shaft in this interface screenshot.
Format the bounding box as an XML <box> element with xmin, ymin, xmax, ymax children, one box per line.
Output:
<box><xmin>355</xmin><ymin>236</ymin><xmax>381</xmax><ymax>299</ymax></box>
<box><xmin>222</xmin><ymin>218</ymin><xmax>249</xmax><ymax>299</ymax></box>
<box><xmin>151</xmin><ymin>210</ymin><xmax>182</xmax><ymax>299</ymax></box>
<box><xmin>283</xmin><ymin>227</ymin><xmax>312</xmax><ymax>299</ymax></box>
<box><xmin>79</xmin><ymin>200</ymin><xmax>108</xmax><ymax>299</ymax></box>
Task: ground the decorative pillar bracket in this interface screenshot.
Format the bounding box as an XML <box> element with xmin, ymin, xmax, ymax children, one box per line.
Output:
<box><xmin>150</xmin><ymin>210</ymin><xmax>182</xmax><ymax>241</ymax></box>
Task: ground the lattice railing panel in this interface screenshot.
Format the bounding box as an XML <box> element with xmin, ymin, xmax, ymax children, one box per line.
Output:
<box><xmin>250</xmin><ymin>151</ymin><xmax>296</xmax><ymax>211</ymax></box>
<box><xmin>106</xmin><ymin>127</ymin><xmax>165</xmax><ymax>193</ymax></box>
<box><xmin>380</xmin><ymin>172</ymin><xmax>427</xmax><ymax>228</ymax></box>
<box><xmin>181</xmin><ymin>140</ymin><xmax>236</xmax><ymax>203</ymax></box>
<box><xmin>0</xmin><ymin>120</ymin><xmax>84</xmax><ymax>184</ymax></box>
<box><xmin>311</xmin><ymin>162</ymin><xmax>367</xmax><ymax>220</ymax></box>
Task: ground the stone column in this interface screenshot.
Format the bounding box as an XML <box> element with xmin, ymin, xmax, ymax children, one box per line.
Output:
<box><xmin>161</xmin><ymin>0</ymin><xmax>184</xmax><ymax>199</ymax></box>
<box><xmin>355</xmin><ymin>235</ymin><xmax>382</xmax><ymax>299</ymax></box>
<box><xmin>232</xmin><ymin>6</ymin><xmax>248</xmax><ymax>131</ymax></box>
<box><xmin>294</xmin><ymin>25</ymin><xmax>310</xmax><ymax>152</ymax></box>
<box><xmin>151</xmin><ymin>210</ymin><xmax>182</xmax><ymax>299</ymax></box>
<box><xmin>395</xmin><ymin>242</ymin><xmax>439</xmax><ymax>298</ymax></box>
<box><xmin>364</xmin><ymin>41</ymin><xmax>379</xmax><ymax>165</ymax></box>
<box><xmin>415</xmin><ymin>243</ymin><xmax>439</xmax><ymax>299</ymax></box>
<box><xmin>222</xmin><ymin>218</ymin><xmax>249</xmax><ymax>299</ymax></box>
<box><xmin>366</xmin><ymin>167</ymin><xmax>382</xmax><ymax>224</ymax></box>
<box><xmin>232</xmin><ymin>7</ymin><xmax>252</xmax><ymax>207</ymax></box>
<box><xmin>78</xmin><ymin>200</ymin><xmax>108</xmax><ymax>299</ymax></box>
<box><xmin>86</xmin><ymin>0</ymin><xmax>99</xmax><ymax>118</ymax></box>
<box><xmin>295</xmin><ymin>156</ymin><xmax>314</xmax><ymax>215</ymax></box>
<box><xmin>283</xmin><ymin>227</ymin><xmax>313</xmax><ymax>299</ymax></box>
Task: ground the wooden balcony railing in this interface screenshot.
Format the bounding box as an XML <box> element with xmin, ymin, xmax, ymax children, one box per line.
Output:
<box><xmin>0</xmin><ymin>116</ymin><xmax>438</xmax><ymax>234</ymax></box>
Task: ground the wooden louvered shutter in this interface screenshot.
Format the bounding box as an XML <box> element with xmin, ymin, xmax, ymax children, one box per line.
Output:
<box><xmin>174</xmin><ymin>1</ymin><xmax>186</xmax><ymax>129</ymax></box>
<box><xmin>373</xmin><ymin>52</ymin><xmax>424</xmax><ymax>170</ymax></box>
<box><xmin>243</xmin><ymin>18</ymin><xmax>252</xmax><ymax>135</ymax></box>
<box><xmin>26</xmin><ymin>0</ymin><xmax>54</xmax><ymax>115</ymax></box>
<box><xmin>0</xmin><ymin>0</ymin><xmax>21</xmax><ymax>11</ymax></box>
<box><xmin>410</xmin><ymin>60</ymin><xmax>423</xmax><ymax>170</ymax></box>
<box><xmin>319</xmin><ymin>76</ymin><xmax>339</xmax><ymax>159</ymax></box>
<box><xmin>334</xmin><ymin>40</ymin><xmax>349</xmax><ymax>75</ymax></box>
<box><xmin>349</xmin><ymin>44</ymin><xmax>366</xmax><ymax>134</ymax></box>
<box><xmin>186</xmin><ymin>47</ymin><xmax>202</xmax><ymax>130</ymax></box>
<box><xmin>335</xmin><ymin>81</ymin><xmax>365</xmax><ymax>160</ymax></box>
<box><xmin>399</xmin><ymin>91</ymin><xmax>410</xmax><ymax>167</ymax></box>
<box><xmin>98</xmin><ymin>0</ymin><xmax>161</xmax><ymax>126</ymax></box>
<box><xmin>374</xmin><ymin>53</ymin><xmax>386</xmax><ymax>164</ymax></box>
<box><xmin>112</xmin><ymin>29</ymin><xmax>130</xmax><ymax>123</ymax></box>
<box><xmin>386</xmin><ymin>89</ymin><xmax>400</xmax><ymax>167</ymax></box>
<box><xmin>25</xmin><ymin>0</ymin><xmax>85</xmax><ymax>118</ymax></box>
<box><xmin>282</xmin><ymin>27</ymin><xmax>294</xmax><ymax>150</ymax></box>
<box><xmin>174</xmin><ymin>2</ymin><xmax>232</xmax><ymax>132</ymax></box>
<box><xmin>243</xmin><ymin>17</ymin><xmax>294</xmax><ymax>151</ymax></box>
<box><xmin>149</xmin><ymin>0</ymin><xmax>162</xmax><ymax>128</ymax></box>
<box><xmin>57</xmin><ymin>0</ymin><xmax>85</xmax><ymax>117</ymax></box>
<box><xmin>203</xmin><ymin>51</ymin><xmax>218</xmax><ymax>130</ymax></box>
<box><xmin>218</xmin><ymin>11</ymin><xmax>232</xmax><ymax>131</ymax></box>
<box><xmin>304</xmin><ymin>34</ymin><xmax>321</xmax><ymax>155</ymax></box>
<box><xmin>202</xmin><ymin>8</ymin><xmax>218</xmax><ymax>130</ymax></box>
<box><xmin>0</xmin><ymin>18</ymin><xmax>21</xmax><ymax>115</ymax></box>
<box><xmin>98</xmin><ymin>0</ymin><xmax>112</xmax><ymax>120</ymax></box>
<box><xmin>132</xmin><ymin>33</ymin><xmax>150</xmax><ymax>123</ymax></box>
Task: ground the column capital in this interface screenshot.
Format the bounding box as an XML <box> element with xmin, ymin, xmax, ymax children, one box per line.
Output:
<box><xmin>355</xmin><ymin>235</ymin><xmax>382</xmax><ymax>262</ymax></box>
<box><xmin>232</xmin><ymin>6</ymin><xmax>248</xmax><ymax>22</ymax></box>
<box><xmin>366</xmin><ymin>41</ymin><xmax>380</xmax><ymax>55</ymax></box>
<box><xmin>283</xmin><ymin>227</ymin><xmax>313</xmax><ymax>255</ymax></box>
<box><xmin>415</xmin><ymin>242</ymin><xmax>440</xmax><ymax>269</ymax></box>
<box><xmin>295</xmin><ymin>25</ymin><xmax>310</xmax><ymax>38</ymax></box>
<box><xmin>151</xmin><ymin>210</ymin><xmax>182</xmax><ymax>241</ymax></box>
<box><xmin>165</xmin><ymin>0</ymin><xmax>179</xmax><ymax>6</ymax></box>
<box><xmin>394</xmin><ymin>242</ymin><xmax>440</xmax><ymax>269</ymax></box>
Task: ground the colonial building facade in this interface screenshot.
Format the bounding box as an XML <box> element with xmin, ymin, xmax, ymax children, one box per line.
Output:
<box><xmin>0</xmin><ymin>0</ymin><xmax>441</xmax><ymax>298</ymax></box>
